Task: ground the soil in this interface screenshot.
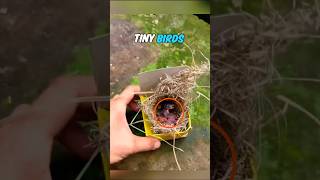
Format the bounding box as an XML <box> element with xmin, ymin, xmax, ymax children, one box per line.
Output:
<box><xmin>110</xmin><ymin>19</ymin><xmax>159</xmax><ymax>95</ymax></box>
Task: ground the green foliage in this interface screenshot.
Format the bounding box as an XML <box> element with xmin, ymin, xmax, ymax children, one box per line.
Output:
<box><xmin>66</xmin><ymin>21</ymin><xmax>107</xmax><ymax>75</ymax></box>
<box><xmin>95</xmin><ymin>22</ymin><xmax>108</xmax><ymax>36</ymax></box>
<box><xmin>141</xmin><ymin>62</ymin><xmax>158</xmax><ymax>72</ymax></box>
<box><xmin>121</xmin><ymin>14</ymin><xmax>210</xmax><ymax>68</ymax></box>
<box><xmin>66</xmin><ymin>46</ymin><xmax>93</xmax><ymax>75</ymax></box>
<box><xmin>191</xmin><ymin>75</ymin><xmax>210</xmax><ymax>127</ymax></box>
<box><xmin>130</xmin><ymin>76</ymin><xmax>140</xmax><ymax>85</ymax></box>
<box><xmin>259</xmin><ymin>40</ymin><xmax>320</xmax><ymax>179</ymax></box>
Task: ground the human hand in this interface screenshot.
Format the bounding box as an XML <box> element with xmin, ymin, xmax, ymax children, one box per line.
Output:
<box><xmin>0</xmin><ymin>76</ymin><xmax>97</xmax><ymax>180</ymax></box>
<box><xmin>110</xmin><ymin>86</ymin><xmax>161</xmax><ymax>164</ymax></box>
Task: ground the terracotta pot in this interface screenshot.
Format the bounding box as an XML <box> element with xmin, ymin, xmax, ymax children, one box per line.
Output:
<box><xmin>152</xmin><ymin>97</ymin><xmax>185</xmax><ymax>128</ymax></box>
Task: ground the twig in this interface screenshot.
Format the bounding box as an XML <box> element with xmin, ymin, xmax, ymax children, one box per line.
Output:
<box><xmin>198</xmin><ymin>49</ymin><xmax>210</xmax><ymax>63</ymax></box>
<box><xmin>275</xmin><ymin>77</ymin><xmax>320</xmax><ymax>83</ymax></box>
<box><xmin>130</xmin><ymin>120</ymin><xmax>144</xmax><ymax>125</ymax></box>
<box><xmin>197</xmin><ymin>91</ymin><xmax>210</xmax><ymax>101</ymax></box>
<box><xmin>129</xmin><ymin>109</ymin><xmax>141</xmax><ymax>125</ymax></box>
<box><xmin>184</xmin><ymin>42</ymin><xmax>196</xmax><ymax>66</ymax></box>
<box><xmin>72</xmin><ymin>96</ymin><xmax>109</xmax><ymax>103</ymax></box>
<box><xmin>196</xmin><ymin>85</ymin><xmax>210</xmax><ymax>88</ymax></box>
<box><xmin>72</xmin><ymin>92</ymin><xmax>153</xmax><ymax>104</ymax></box>
<box><xmin>134</xmin><ymin>91</ymin><xmax>154</xmax><ymax>95</ymax></box>
<box><xmin>277</xmin><ymin>95</ymin><xmax>320</xmax><ymax>126</ymax></box>
<box><xmin>219</xmin><ymin>108</ymin><xmax>240</xmax><ymax>122</ymax></box>
<box><xmin>91</xmin><ymin>102</ymin><xmax>97</xmax><ymax>115</ymax></box>
<box><xmin>172</xmin><ymin>133</ymin><xmax>182</xmax><ymax>171</ymax></box>
<box><xmin>129</xmin><ymin>124</ymin><xmax>184</xmax><ymax>152</ymax></box>
<box><xmin>75</xmin><ymin>148</ymin><xmax>100</xmax><ymax>180</ymax></box>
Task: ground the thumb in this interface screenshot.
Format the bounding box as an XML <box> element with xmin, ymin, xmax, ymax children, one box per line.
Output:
<box><xmin>132</xmin><ymin>136</ymin><xmax>161</xmax><ymax>154</ymax></box>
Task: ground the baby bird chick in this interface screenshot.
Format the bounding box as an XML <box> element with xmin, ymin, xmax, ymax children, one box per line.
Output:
<box><xmin>157</xmin><ymin>102</ymin><xmax>178</xmax><ymax>125</ymax></box>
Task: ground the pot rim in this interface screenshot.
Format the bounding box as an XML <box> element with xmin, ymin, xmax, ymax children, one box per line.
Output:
<box><xmin>152</xmin><ymin>97</ymin><xmax>185</xmax><ymax>129</ymax></box>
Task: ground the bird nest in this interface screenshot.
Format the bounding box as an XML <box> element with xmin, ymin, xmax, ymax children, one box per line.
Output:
<box><xmin>141</xmin><ymin>63</ymin><xmax>209</xmax><ymax>134</ymax></box>
<box><xmin>212</xmin><ymin>2</ymin><xmax>320</xmax><ymax>179</ymax></box>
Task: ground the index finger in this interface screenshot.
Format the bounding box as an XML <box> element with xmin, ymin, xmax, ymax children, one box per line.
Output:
<box><xmin>33</xmin><ymin>76</ymin><xmax>97</xmax><ymax>107</ymax></box>
<box><xmin>31</xmin><ymin>76</ymin><xmax>97</xmax><ymax>137</ymax></box>
<box><xmin>117</xmin><ymin>85</ymin><xmax>140</xmax><ymax>105</ymax></box>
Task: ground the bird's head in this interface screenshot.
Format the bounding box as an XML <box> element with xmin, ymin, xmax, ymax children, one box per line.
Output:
<box><xmin>164</xmin><ymin>103</ymin><xmax>175</xmax><ymax>110</ymax></box>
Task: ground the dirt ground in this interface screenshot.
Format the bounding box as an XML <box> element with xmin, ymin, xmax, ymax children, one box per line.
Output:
<box><xmin>0</xmin><ymin>0</ymin><xmax>105</xmax><ymax>118</ymax></box>
<box><xmin>110</xmin><ymin>19</ymin><xmax>159</xmax><ymax>95</ymax></box>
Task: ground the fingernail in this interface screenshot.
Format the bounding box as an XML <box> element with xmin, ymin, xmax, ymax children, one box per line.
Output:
<box><xmin>154</xmin><ymin>141</ymin><xmax>161</xmax><ymax>150</ymax></box>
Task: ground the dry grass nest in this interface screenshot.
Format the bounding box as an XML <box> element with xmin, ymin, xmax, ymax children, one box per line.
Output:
<box><xmin>142</xmin><ymin>63</ymin><xmax>209</xmax><ymax>134</ymax></box>
<box><xmin>212</xmin><ymin>2</ymin><xmax>320</xmax><ymax>179</ymax></box>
